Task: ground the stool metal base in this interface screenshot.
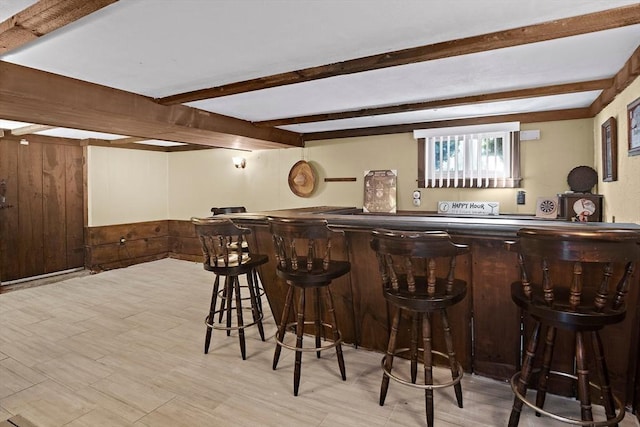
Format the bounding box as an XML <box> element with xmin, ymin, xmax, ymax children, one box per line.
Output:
<box><xmin>216</xmin><ymin>283</ymin><xmax>265</xmax><ymax>324</ymax></box>
<box><xmin>205</xmin><ymin>306</ymin><xmax>264</xmax><ymax>332</ymax></box>
<box><xmin>276</xmin><ymin>321</ymin><xmax>342</xmax><ymax>353</ymax></box>
<box><xmin>509</xmin><ymin>370</ymin><xmax>625</xmax><ymax>426</ymax></box>
<box><xmin>217</xmin><ymin>284</ymin><xmax>265</xmax><ymax>303</ymax></box>
<box><xmin>204</xmin><ymin>274</ymin><xmax>266</xmax><ymax>359</ymax></box>
<box><xmin>381</xmin><ymin>348</ymin><xmax>464</xmax><ymax>390</ymax></box>
<box><xmin>272</xmin><ymin>283</ymin><xmax>347</xmax><ymax>396</ymax></box>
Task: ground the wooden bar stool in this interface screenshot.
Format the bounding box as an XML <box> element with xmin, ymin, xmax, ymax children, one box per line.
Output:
<box><xmin>268</xmin><ymin>216</ymin><xmax>350</xmax><ymax>396</ymax></box>
<box><xmin>506</xmin><ymin>227</ymin><xmax>640</xmax><ymax>426</ymax></box>
<box><xmin>192</xmin><ymin>217</ymin><xmax>268</xmax><ymax>360</ymax></box>
<box><xmin>209</xmin><ymin>206</ymin><xmax>264</xmax><ymax>316</ymax></box>
<box><xmin>370</xmin><ymin>229</ymin><xmax>469</xmax><ymax>427</ymax></box>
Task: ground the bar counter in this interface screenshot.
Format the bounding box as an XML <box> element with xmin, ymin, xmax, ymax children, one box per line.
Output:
<box><xmin>228</xmin><ymin>207</ymin><xmax>640</xmax><ymax>411</ymax></box>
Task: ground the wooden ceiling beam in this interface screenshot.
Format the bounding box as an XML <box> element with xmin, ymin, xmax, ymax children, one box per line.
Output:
<box><xmin>256</xmin><ymin>79</ymin><xmax>612</xmax><ymax>127</ymax></box>
<box><xmin>302</xmin><ymin>108</ymin><xmax>592</xmax><ymax>141</ymax></box>
<box><xmin>589</xmin><ymin>45</ymin><xmax>640</xmax><ymax>116</ymax></box>
<box><xmin>109</xmin><ymin>136</ymin><xmax>149</xmax><ymax>145</ymax></box>
<box><xmin>0</xmin><ymin>0</ymin><xmax>118</xmax><ymax>54</ymax></box>
<box><xmin>81</xmin><ymin>138</ymin><xmax>213</xmax><ymax>152</ymax></box>
<box><xmin>158</xmin><ymin>4</ymin><xmax>640</xmax><ymax>105</ymax></box>
<box><xmin>1</xmin><ymin>131</ymin><xmax>81</xmax><ymax>147</ymax></box>
<box><xmin>81</xmin><ymin>138</ymin><xmax>169</xmax><ymax>152</ymax></box>
<box><xmin>0</xmin><ymin>61</ymin><xmax>302</xmax><ymax>150</ymax></box>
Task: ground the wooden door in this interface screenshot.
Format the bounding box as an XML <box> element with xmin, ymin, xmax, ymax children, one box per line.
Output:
<box><xmin>0</xmin><ymin>137</ymin><xmax>84</xmax><ymax>283</ymax></box>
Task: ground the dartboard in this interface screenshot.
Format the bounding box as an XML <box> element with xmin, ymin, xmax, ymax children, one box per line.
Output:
<box><xmin>539</xmin><ymin>199</ymin><xmax>556</xmax><ymax>214</ymax></box>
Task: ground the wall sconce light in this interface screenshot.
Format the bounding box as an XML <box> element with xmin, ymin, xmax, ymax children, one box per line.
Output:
<box><xmin>232</xmin><ymin>157</ymin><xmax>246</xmax><ymax>169</ymax></box>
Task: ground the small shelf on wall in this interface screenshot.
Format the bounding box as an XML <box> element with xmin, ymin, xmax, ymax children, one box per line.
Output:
<box><xmin>324</xmin><ymin>177</ymin><xmax>357</xmax><ymax>182</ymax></box>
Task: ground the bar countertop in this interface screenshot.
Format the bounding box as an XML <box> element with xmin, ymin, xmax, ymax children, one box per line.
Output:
<box><xmin>230</xmin><ymin>206</ymin><xmax>640</xmax><ymax>238</ymax></box>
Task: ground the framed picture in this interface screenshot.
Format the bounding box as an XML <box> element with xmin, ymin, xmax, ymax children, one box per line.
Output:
<box><xmin>363</xmin><ymin>169</ymin><xmax>397</xmax><ymax>213</ymax></box>
<box><xmin>628</xmin><ymin>97</ymin><xmax>640</xmax><ymax>156</ymax></box>
<box><xmin>601</xmin><ymin>117</ymin><xmax>617</xmax><ymax>182</ymax></box>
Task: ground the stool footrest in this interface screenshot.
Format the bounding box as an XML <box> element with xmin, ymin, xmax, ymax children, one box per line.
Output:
<box><xmin>509</xmin><ymin>370</ymin><xmax>625</xmax><ymax>426</ymax></box>
<box><xmin>205</xmin><ymin>308</ymin><xmax>264</xmax><ymax>331</ymax></box>
<box><xmin>217</xmin><ymin>284</ymin><xmax>265</xmax><ymax>301</ymax></box>
<box><xmin>276</xmin><ymin>321</ymin><xmax>342</xmax><ymax>353</ymax></box>
<box><xmin>382</xmin><ymin>348</ymin><xmax>463</xmax><ymax>390</ymax></box>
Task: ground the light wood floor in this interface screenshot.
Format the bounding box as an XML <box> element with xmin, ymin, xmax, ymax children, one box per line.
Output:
<box><xmin>1</xmin><ymin>258</ymin><xmax>638</xmax><ymax>427</ymax></box>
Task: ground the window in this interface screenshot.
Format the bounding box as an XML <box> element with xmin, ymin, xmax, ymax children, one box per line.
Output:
<box><xmin>415</xmin><ymin>122</ymin><xmax>522</xmax><ymax>188</ymax></box>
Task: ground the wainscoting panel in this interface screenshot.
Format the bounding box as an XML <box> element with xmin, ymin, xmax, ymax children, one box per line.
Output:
<box><xmin>85</xmin><ymin>220</ymin><xmax>169</xmax><ymax>271</ymax></box>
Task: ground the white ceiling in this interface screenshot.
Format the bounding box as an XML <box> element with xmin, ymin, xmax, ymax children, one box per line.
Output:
<box><xmin>0</xmin><ymin>0</ymin><xmax>639</xmax><ymax>142</ymax></box>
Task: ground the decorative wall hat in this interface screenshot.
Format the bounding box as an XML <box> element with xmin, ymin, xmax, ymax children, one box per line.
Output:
<box><xmin>288</xmin><ymin>160</ymin><xmax>317</xmax><ymax>197</ymax></box>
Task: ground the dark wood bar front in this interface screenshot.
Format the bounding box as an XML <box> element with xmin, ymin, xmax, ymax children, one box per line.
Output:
<box><xmin>230</xmin><ymin>207</ymin><xmax>640</xmax><ymax>412</ymax></box>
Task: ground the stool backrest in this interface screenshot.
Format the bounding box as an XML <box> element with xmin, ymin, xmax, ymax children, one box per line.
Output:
<box><xmin>509</xmin><ymin>228</ymin><xmax>640</xmax><ymax>312</ymax></box>
<box><xmin>370</xmin><ymin>229</ymin><xmax>469</xmax><ymax>295</ymax></box>
<box><xmin>268</xmin><ymin>216</ymin><xmax>342</xmax><ymax>274</ymax></box>
<box><xmin>192</xmin><ymin>217</ymin><xmax>251</xmax><ymax>268</ymax></box>
<box><xmin>211</xmin><ymin>206</ymin><xmax>247</xmax><ymax>215</ymax></box>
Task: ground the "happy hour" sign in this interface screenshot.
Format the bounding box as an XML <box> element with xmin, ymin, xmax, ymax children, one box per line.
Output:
<box><xmin>437</xmin><ymin>201</ymin><xmax>500</xmax><ymax>216</ymax></box>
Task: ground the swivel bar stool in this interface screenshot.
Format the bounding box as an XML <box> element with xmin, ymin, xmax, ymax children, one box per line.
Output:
<box><xmin>268</xmin><ymin>216</ymin><xmax>350</xmax><ymax>396</ymax></box>
<box><xmin>192</xmin><ymin>217</ymin><xmax>268</xmax><ymax>360</ymax></box>
<box><xmin>370</xmin><ymin>229</ymin><xmax>469</xmax><ymax>427</ymax></box>
<box><xmin>506</xmin><ymin>227</ymin><xmax>640</xmax><ymax>426</ymax></box>
<box><xmin>209</xmin><ymin>206</ymin><xmax>264</xmax><ymax>316</ymax></box>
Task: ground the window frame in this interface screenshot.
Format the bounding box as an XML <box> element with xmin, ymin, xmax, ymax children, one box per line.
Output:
<box><xmin>416</xmin><ymin>123</ymin><xmax>522</xmax><ymax>189</ymax></box>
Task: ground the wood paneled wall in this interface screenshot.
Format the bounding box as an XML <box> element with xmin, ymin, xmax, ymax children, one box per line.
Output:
<box><xmin>86</xmin><ymin>220</ymin><xmax>169</xmax><ymax>271</ymax></box>
<box><xmin>85</xmin><ymin>219</ymin><xmax>202</xmax><ymax>271</ymax></box>
<box><xmin>168</xmin><ymin>220</ymin><xmax>200</xmax><ymax>262</ymax></box>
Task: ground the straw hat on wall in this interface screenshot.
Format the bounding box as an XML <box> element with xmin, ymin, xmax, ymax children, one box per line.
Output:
<box><xmin>288</xmin><ymin>160</ymin><xmax>317</xmax><ymax>197</ymax></box>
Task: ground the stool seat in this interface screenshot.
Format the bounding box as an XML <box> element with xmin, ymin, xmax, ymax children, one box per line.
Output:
<box><xmin>207</xmin><ymin>253</ymin><xmax>268</xmax><ymax>275</ymax></box>
<box><xmin>506</xmin><ymin>227</ymin><xmax>640</xmax><ymax>427</ymax></box>
<box><xmin>384</xmin><ymin>277</ymin><xmax>467</xmax><ymax>311</ymax></box>
<box><xmin>276</xmin><ymin>257</ymin><xmax>350</xmax><ymax>287</ymax></box>
<box><xmin>371</xmin><ymin>228</ymin><xmax>470</xmax><ymax>427</ymax></box>
<box><xmin>268</xmin><ymin>216</ymin><xmax>351</xmax><ymax>396</ymax></box>
<box><xmin>193</xmin><ymin>216</ymin><xmax>268</xmax><ymax>360</ymax></box>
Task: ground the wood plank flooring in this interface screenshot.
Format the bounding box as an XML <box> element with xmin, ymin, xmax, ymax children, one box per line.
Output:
<box><xmin>0</xmin><ymin>258</ymin><xmax>637</xmax><ymax>426</ymax></box>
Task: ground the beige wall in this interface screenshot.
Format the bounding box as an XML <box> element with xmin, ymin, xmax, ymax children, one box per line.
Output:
<box><xmin>88</xmin><ymin>109</ymin><xmax>636</xmax><ymax>225</ymax></box>
<box><xmin>593</xmin><ymin>77</ymin><xmax>640</xmax><ymax>223</ymax></box>
<box><xmin>87</xmin><ymin>146</ymin><xmax>169</xmax><ymax>226</ymax></box>
<box><xmin>305</xmin><ymin>119</ymin><xmax>594</xmax><ymax>215</ymax></box>
<box><xmin>167</xmin><ymin>146</ymin><xmax>308</xmax><ymax>219</ymax></box>
<box><xmin>164</xmin><ymin>119</ymin><xmax>594</xmax><ymax>220</ymax></box>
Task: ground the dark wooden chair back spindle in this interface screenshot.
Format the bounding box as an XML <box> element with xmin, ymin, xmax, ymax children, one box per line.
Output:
<box><xmin>193</xmin><ymin>217</ymin><xmax>252</xmax><ymax>270</ymax></box>
<box><xmin>371</xmin><ymin>229</ymin><xmax>469</xmax><ymax>310</ymax></box>
<box><xmin>268</xmin><ymin>216</ymin><xmax>350</xmax><ymax>286</ymax></box>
